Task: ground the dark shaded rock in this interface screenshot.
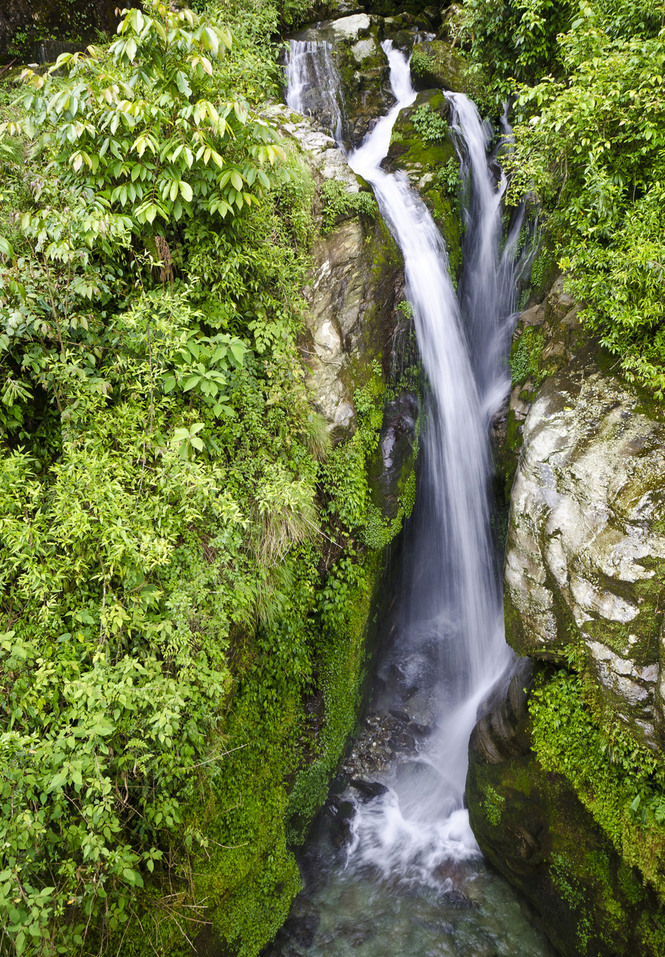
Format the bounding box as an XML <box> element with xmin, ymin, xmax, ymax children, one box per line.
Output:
<box><xmin>282</xmin><ymin>913</ymin><xmax>320</xmax><ymax>948</ymax></box>
<box><xmin>466</xmin><ymin>657</ymin><xmax>665</xmax><ymax>957</ymax></box>
<box><xmin>371</xmin><ymin>674</ymin><xmax>387</xmax><ymax>696</ymax></box>
<box><xmin>389</xmin><ymin>708</ymin><xmax>410</xmax><ymax>723</ymax></box>
<box><xmin>388</xmin><ymin>732</ymin><xmax>416</xmax><ymax>752</ymax></box>
<box><xmin>400</xmin><ymin>684</ymin><xmax>418</xmax><ymax>702</ymax></box>
<box><xmin>329</xmin><ymin>774</ymin><xmax>348</xmax><ymax>795</ymax></box>
<box><xmin>368</xmin><ymin>391</ymin><xmax>419</xmax><ymax>521</ymax></box>
<box><xmin>388</xmin><ymin>662</ymin><xmax>407</xmax><ymax>683</ymax></box>
<box><xmin>407</xmin><ymin>721</ymin><xmax>432</xmax><ymax>737</ymax></box>
<box><xmin>349</xmin><ymin>779</ymin><xmax>389</xmax><ymax>800</ymax></box>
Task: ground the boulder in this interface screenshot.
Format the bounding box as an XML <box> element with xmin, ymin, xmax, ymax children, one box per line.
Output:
<box><xmin>410</xmin><ymin>40</ymin><xmax>469</xmax><ymax>92</ymax></box>
<box><xmin>504</xmin><ymin>344</ymin><xmax>665</xmax><ymax>750</ymax></box>
<box><xmin>467</xmin><ymin>658</ymin><xmax>665</xmax><ymax>957</ymax></box>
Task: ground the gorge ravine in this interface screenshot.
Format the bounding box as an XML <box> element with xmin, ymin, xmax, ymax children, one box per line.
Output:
<box><xmin>268</xmin><ymin>32</ymin><xmax>554</xmax><ymax>957</ymax></box>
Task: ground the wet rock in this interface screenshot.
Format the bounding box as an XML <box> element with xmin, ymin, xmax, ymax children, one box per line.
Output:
<box><xmin>349</xmin><ymin>779</ymin><xmax>389</xmax><ymax>800</ymax></box>
<box><xmin>389</xmin><ymin>662</ymin><xmax>407</xmax><ymax>683</ymax></box>
<box><xmin>407</xmin><ymin>721</ymin><xmax>432</xmax><ymax>737</ymax></box>
<box><xmin>467</xmin><ymin>657</ymin><xmax>664</xmax><ymax>957</ymax></box>
<box><xmin>504</xmin><ymin>343</ymin><xmax>665</xmax><ymax>749</ymax></box>
<box><xmin>282</xmin><ymin>913</ymin><xmax>320</xmax><ymax>948</ymax></box>
<box><xmin>383</xmin><ymin>89</ymin><xmax>462</xmax><ymax>276</ymax></box>
<box><xmin>371</xmin><ymin>674</ymin><xmax>387</xmax><ymax>695</ymax></box>
<box><xmin>388</xmin><ymin>731</ymin><xmax>416</xmax><ymax>752</ymax></box>
<box><xmin>389</xmin><ymin>708</ymin><xmax>410</xmax><ymax>723</ymax></box>
<box><xmin>342</xmin><ymin>710</ymin><xmax>420</xmax><ymax>778</ymax></box>
<box><xmin>328</xmin><ymin>798</ymin><xmax>356</xmax><ymax>847</ymax></box>
<box><xmin>333</xmin><ymin>919</ymin><xmax>375</xmax><ymax>946</ymax></box>
<box><xmin>400</xmin><ymin>684</ymin><xmax>418</xmax><ymax>702</ymax></box>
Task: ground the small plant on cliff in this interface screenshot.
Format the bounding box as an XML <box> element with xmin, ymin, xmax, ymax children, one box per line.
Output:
<box><xmin>411</xmin><ymin>103</ymin><xmax>448</xmax><ymax>144</ymax></box>
<box><xmin>410</xmin><ymin>47</ymin><xmax>433</xmax><ymax>80</ymax></box>
<box><xmin>320</xmin><ymin>179</ymin><xmax>377</xmax><ymax>233</ymax></box>
<box><xmin>436</xmin><ymin>157</ymin><xmax>461</xmax><ymax>198</ymax></box>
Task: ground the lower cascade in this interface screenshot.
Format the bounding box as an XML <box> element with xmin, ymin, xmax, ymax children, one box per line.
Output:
<box><xmin>271</xmin><ymin>37</ymin><xmax>554</xmax><ymax>957</ymax></box>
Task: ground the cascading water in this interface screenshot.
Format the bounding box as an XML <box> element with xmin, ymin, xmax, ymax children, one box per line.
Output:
<box><xmin>270</xmin><ymin>36</ymin><xmax>555</xmax><ymax>957</ymax></box>
<box><xmin>285</xmin><ymin>39</ymin><xmax>345</xmax><ymax>145</ymax></box>
<box><xmin>347</xmin><ymin>40</ymin><xmax>512</xmax><ymax>864</ymax></box>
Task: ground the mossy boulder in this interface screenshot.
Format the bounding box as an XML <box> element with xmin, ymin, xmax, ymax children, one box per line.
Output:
<box><xmin>287</xmin><ymin>16</ymin><xmax>394</xmax><ymax>148</ymax></box>
<box><xmin>503</xmin><ymin>341</ymin><xmax>665</xmax><ymax>751</ymax></box>
<box><xmin>383</xmin><ymin>89</ymin><xmax>462</xmax><ymax>276</ymax></box>
<box><xmin>409</xmin><ymin>39</ymin><xmax>467</xmax><ymax>91</ymax></box>
<box><xmin>467</xmin><ymin>658</ymin><xmax>665</xmax><ymax>957</ymax></box>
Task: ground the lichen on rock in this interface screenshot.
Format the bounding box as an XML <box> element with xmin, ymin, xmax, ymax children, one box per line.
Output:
<box><xmin>503</xmin><ymin>342</ymin><xmax>665</xmax><ymax>750</ymax></box>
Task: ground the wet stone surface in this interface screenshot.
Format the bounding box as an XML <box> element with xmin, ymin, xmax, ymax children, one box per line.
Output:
<box><xmin>340</xmin><ymin>710</ymin><xmax>432</xmax><ymax>779</ymax></box>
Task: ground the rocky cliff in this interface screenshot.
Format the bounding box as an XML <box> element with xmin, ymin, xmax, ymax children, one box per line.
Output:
<box><xmin>468</xmin><ymin>279</ymin><xmax>665</xmax><ymax>956</ymax></box>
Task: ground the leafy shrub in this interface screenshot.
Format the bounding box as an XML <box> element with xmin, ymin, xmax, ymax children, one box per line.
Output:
<box><xmin>436</xmin><ymin>157</ymin><xmax>461</xmax><ymax>197</ymax></box>
<box><xmin>411</xmin><ymin>103</ymin><xmax>449</xmax><ymax>144</ymax></box>
<box><xmin>530</xmin><ymin>668</ymin><xmax>665</xmax><ymax>897</ymax></box>
<box><xmin>320</xmin><ymin>179</ymin><xmax>378</xmax><ymax>233</ymax></box>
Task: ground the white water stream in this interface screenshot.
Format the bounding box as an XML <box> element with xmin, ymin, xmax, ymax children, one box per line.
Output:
<box><xmin>273</xmin><ymin>37</ymin><xmax>552</xmax><ymax>957</ymax></box>
<box><xmin>285</xmin><ymin>39</ymin><xmax>345</xmax><ymax>144</ymax></box>
<box><xmin>346</xmin><ymin>40</ymin><xmax>513</xmax><ymax>873</ymax></box>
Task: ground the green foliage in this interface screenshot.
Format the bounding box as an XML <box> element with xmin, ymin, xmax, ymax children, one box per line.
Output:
<box><xmin>530</xmin><ymin>669</ymin><xmax>665</xmax><ymax>900</ymax></box>
<box><xmin>436</xmin><ymin>158</ymin><xmax>461</xmax><ymax>198</ymax></box>
<box><xmin>483</xmin><ymin>785</ymin><xmax>506</xmax><ymax>826</ymax></box>
<box><xmin>0</xmin><ymin>1</ymin><xmax>407</xmax><ymax>950</ymax></box>
<box><xmin>320</xmin><ymin>180</ymin><xmax>378</xmax><ymax>234</ymax></box>
<box><xmin>6</xmin><ymin>3</ymin><xmax>282</xmax><ymax>229</ymax></box>
<box><xmin>409</xmin><ymin>47</ymin><xmax>433</xmax><ymax>79</ymax></box>
<box><xmin>463</xmin><ymin>0</ymin><xmax>665</xmax><ymax>395</ymax></box>
<box><xmin>510</xmin><ymin>326</ymin><xmax>545</xmax><ymax>385</ymax></box>
<box><xmin>410</xmin><ymin>103</ymin><xmax>448</xmax><ymax>144</ymax></box>
<box><xmin>458</xmin><ymin>0</ymin><xmax>573</xmax><ymax>103</ymax></box>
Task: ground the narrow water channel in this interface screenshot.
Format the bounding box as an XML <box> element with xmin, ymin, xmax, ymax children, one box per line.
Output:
<box><xmin>269</xmin><ymin>37</ymin><xmax>555</xmax><ymax>957</ymax></box>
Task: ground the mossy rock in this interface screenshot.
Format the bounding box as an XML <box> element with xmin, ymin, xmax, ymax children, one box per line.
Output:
<box><xmin>410</xmin><ymin>39</ymin><xmax>466</xmax><ymax>91</ymax></box>
<box><xmin>467</xmin><ymin>659</ymin><xmax>665</xmax><ymax>957</ymax></box>
<box><xmin>383</xmin><ymin>89</ymin><xmax>462</xmax><ymax>276</ymax></box>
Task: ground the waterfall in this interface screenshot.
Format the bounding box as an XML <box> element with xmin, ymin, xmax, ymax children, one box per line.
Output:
<box><xmin>285</xmin><ymin>39</ymin><xmax>345</xmax><ymax>144</ymax></box>
<box><xmin>285</xmin><ymin>37</ymin><xmax>523</xmax><ymax>888</ymax></box>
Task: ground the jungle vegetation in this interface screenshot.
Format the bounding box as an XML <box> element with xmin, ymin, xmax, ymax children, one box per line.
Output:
<box><xmin>0</xmin><ymin>1</ymin><xmax>400</xmax><ymax>954</ymax></box>
<box><xmin>459</xmin><ymin>0</ymin><xmax>665</xmax><ymax>395</ymax></box>
<box><xmin>2</xmin><ymin>0</ymin><xmax>664</xmax><ymax>953</ymax></box>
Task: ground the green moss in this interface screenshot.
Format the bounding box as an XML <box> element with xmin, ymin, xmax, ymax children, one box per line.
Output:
<box><xmin>530</xmin><ymin>669</ymin><xmax>665</xmax><ymax>900</ymax></box>
<box><xmin>467</xmin><ymin>664</ymin><xmax>665</xmax><ymax>957</ymax></box>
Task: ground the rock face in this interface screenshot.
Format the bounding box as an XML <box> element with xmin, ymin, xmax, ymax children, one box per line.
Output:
<box><xmin>467</xmin><ymin>657</ymin><xmax>664</xmax><ymax>957</ymax></box>
<box><xmin>287</xmin><ymin>16</ymin><xmax>394</xmax><ymax>148</ymax></box>
<box><xmin>504</xmin><ymin>345</ymin><xmax>665</xmax><ymax>750</ymax></box>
